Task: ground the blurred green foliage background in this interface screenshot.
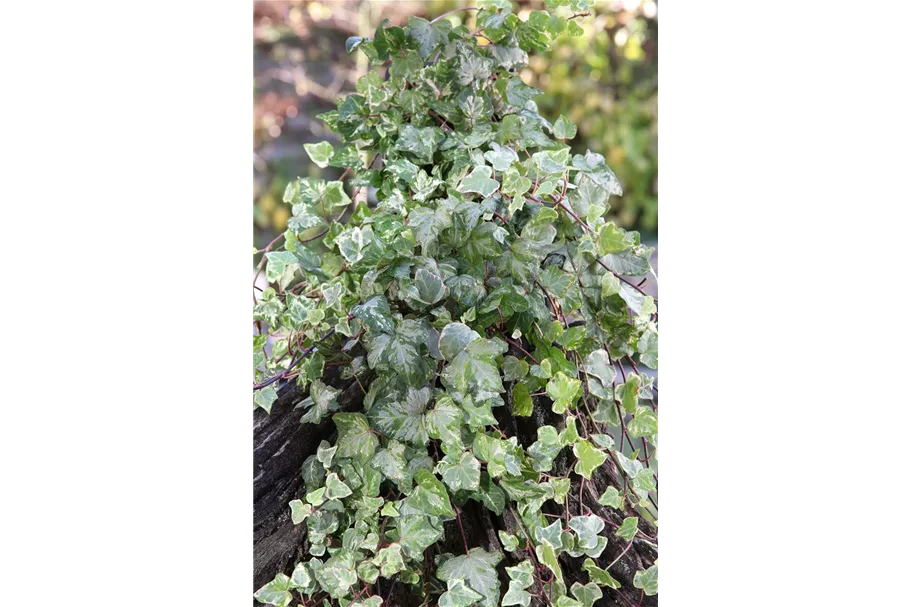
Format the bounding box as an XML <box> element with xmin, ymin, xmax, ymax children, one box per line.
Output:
<box><xmin>254</xmin><ymin>0</ymin><xmax>657</xmax><ymax>249</ymax></box>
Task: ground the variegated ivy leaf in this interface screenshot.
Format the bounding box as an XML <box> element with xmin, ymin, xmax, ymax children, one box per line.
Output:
<box><xmin>570</xmin><ymin>582</ymin><xmax>603</xmax><ymax>607</ymax></box>
<box><xmin>368</xmin><ymin>386</ymin><xmax>430</xmax><ymax>445</ymax></box>
<box><xmin>528</xmin><ymin>425</ymin><xmax>562</xmax><ymax>472</ymax></box>
<box><xmin>457</xmin><ymin>165</ymin><xmax>500</xmax><ymax>197</ymax></box>
<box><xmin>597</xmin><ymin>486</ymin><xmax>623</xmax><ymax>509</ymax></box>
<box><xmin>616</xmin><ymin>516</ymin><xmax>639</xmax><ymax>541</ymax></box>
<box><xmin>546</xmin><ymin>372</ymin><xmax>582</xmax><ymax>414</ymax></box>
<box><xmin>254</xmin><ymin>384</ymin><xmax>278</xmax><ymax>414</ymax></box>
<box><xmin>289</xmin><ymin>499</ymin><xmax>312</xmax><ymax>525</ymax></box>
<box><xmin>254</xmin><ymin>572</ymin><xmax>293</xmax><ymax>607</ymax></box>
<box><xmin>438</xmin><ymin>578</ymin><xmax>483</xmax><ymax>607</ymax></box>
<box><xmin>298</xmin><ymin>380</ymin><xmax>341</xmax><ymax>425</ymax></box>
<box><xmin>573</xmin><ymin>440</ymin><xmax>607</xmax><ymax>480</ymax></box>
<box><xmin>436</xmin><ymin>451</ymin><xmax>481</xmax><ymax>492</ymax></box>
<box><xmin>436</xmin><ymin>548</ymin><xmax>502</xmax><ymax>607</ymax></box>
<box><xmin>333</xmin><ymin>412</ymin><xmax>378</xmax><ymax>459</ymax></box>
<box><xmin>569</xmin><ymin>515</ymin><xmax>604</xmax><ymax>551</ymax></box>
<box><xmin>373</xmin><ymin>543</ymin><xmax>406</xmax><ymax>578</ymax></box>
<box><xmin>628</xmin><ymin>406</ymin><xmax>658</xmax><ymax>439</ymax></box>
<box><xmin>264</xmin><ymin>251</ymin><xmax>299</xmax><ymax>290</ymax></box>
<box><xmin>324</xmin><ymin>472</ymin><xmax>352</xmax><ymax>500</ymax></box>
<box><xmin>633</xmin><ymin>564</ymin><xmax>658</xmax><ymax>596</ymax></box>
<box><xmin>582</xmin><ymin>558</ymin><xmax>621</xmax><ymax>589</ymax></box>
<box><xmin>314</xmin><ymin>553</ymin><xmax>358</xmax><ymax>599</ymax></box>
<box><xmin>303</xmin><ymin>141</ymin><xmax>334</xmax><ymax>168</ymax></box>
<box><xmin>424</xmin><ymin>397</ymin><xmax>464</xmax><ymax>448</ymax></box>
<box><xmin>499</xmin><ymin>530</ymin><xmax>520</xmax><ymax>552</ymax></box>
<box><xmin>553</xmin><ymin>115</ymin><xmax>577</xmax><ymax>140</ymax></box>
<box><xmin>396</xmin><ymin>513</ymin><xmax>443</xmax><ymax>557</ymax></box>
<box><xmin>291</xmin><ymin>561</ymin><xmax>317</xmax><ymax>592</ymax></box>
<box><xmin>617</xmin><ymin>373</ymin><xmax>641</xmax><ymax>414</ymax></box>
<box><xmin>370</xmin><ymin>439</ymin><xmax>409</xmax><ymax>484</ymax></box>
<box><xmin>484</xmin><ymin>142</ymin><xmax>519</xmax><ymax>171</ymax></box>
<box><xmin>357</xmin><ymin>561</ymin><xmax>380</xmax><ymax>584</ymax></box>
<box><xmin>316</xmin><ymin>440</ymin><xmax>337</xmax><ymax>468</ymax></box>
<box><xmin>439</xmin><ymin>323</ymin><xmax>506</xmax><ymax>397</ymax></box>
<box><xmin>406</xmin><ymin>469</ymin><xmax>455</xmax><ymax>517</ymax></box>
<box><xmin>502</xmin><ymin>580</ymin><xmax>532</xmax><ymax>607</ymax></box>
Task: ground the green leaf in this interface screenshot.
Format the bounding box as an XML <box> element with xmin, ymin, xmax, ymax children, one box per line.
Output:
<box><xmin>333</xmin><ymin>413</ymin><xmax>378</xmax><ymax>459</ymax></box>
<box><xmin>559</xmin><ymin>415</ymin><xmax>580</xmax><ymax>445</ymax></box>
<box><xmin>546</xmin><ymin>372</ymin><xmax>582</xmax><ymax>413</ymax></box>
<box><xmin>440</xmin><ymin>327</ymin><xmax>506</xmax><ymax>397</ymax></box>
<box><xmin>511</xmin><ymin>382</ymin><xmax>533</xmax><ymax>417</ymax></box>
<box><xmin>407</xmin><ymin>16</ymin><xmax>448</xmax><ymax>59</ymax></box>
<box><xmin>407</xmin><ymin>469</ymin><xmax>455</xmax><ymax>517</ymax></box>
<box><xmin>457</xmin><ymin>165</ymin><xmax>500</xmax><ymax>197</ymax></box>
<box><xmin>582</xmin><ymin>558</ymin><xmax>621</xmax><ymax>588</ymax></box>
<box><xmin>336</xmin><ymin>226</ymin><xmax>367</xmax><ymax>264</ymax></box>
<box><xmin>254</xmin><ymin>384</ymin><xmax>278</xmax><ymax>414</ymax></box>
<box><xmin>436</xmin><ymin>451</ymin><xmax>482</xmax><ymax>492</ymax></box>
<box><xmin>472</xmin><ymin>472</ymin><xmax>506</xmax><ymax>515</ymax></box>
<box><xmin>616</xmin><ymin>516</ymin><xmax>639</xmax><ymax>541</ymax></box>
<box><xmin>304</xmin><ymin>141</ymin><xmax>334</xmax><ymax>168</ymax></box>
<box><xmin>572</xmin><ymin>440</ymin><xmax>607</xmax><ymax>479</ymax></box>
<box><xmin>633</xmin><ymin>564</ymin><xmax>658</xmax><ymax>596</ymax></box>
<box><xmin>254</xmin><ymin>572</ymin><xmax>293</xmax><ymax>607</ymax></box>
<box><xmin>439</xmin><ymin>578</ymin><xmax>483</xmax><ymax>607</ymax></box>
<box><xmin>638</xmin><ymin>329</ymin><xmax>658</xmax><ymax>369</ymax></box>
<box><xmin>436</xmin><ymin>548</ymin><xmax>502</xmax><ymax>607</ymax></box>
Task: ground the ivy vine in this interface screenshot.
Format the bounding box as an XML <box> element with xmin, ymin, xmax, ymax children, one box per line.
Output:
<box><xmin>253</xmin><ymin>1</ymin><xmax>658</xmax><ymax>605</ymax></box>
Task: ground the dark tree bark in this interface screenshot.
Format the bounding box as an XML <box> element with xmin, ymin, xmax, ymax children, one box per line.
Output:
<box><xmin>253</xmin><ymin>370</ymin><xmax>657</xmax><ymax>606</ymax></box>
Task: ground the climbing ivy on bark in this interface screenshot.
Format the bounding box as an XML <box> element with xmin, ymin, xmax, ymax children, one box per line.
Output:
<box><xmin>254</xmin><ymin>1</ymin><xmax>657</xmax><ymax>605</ymax></box>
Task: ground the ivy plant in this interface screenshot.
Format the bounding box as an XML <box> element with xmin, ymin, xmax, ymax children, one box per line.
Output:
<box><xmin>253</xmin><ymin>1</ymin><xmax>657</xmax><ymax>605</ymax></box>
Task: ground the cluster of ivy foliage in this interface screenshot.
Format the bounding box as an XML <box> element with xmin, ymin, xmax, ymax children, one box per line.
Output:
<box><xmin>253</xmin><ymin>1</ymin><xmax>658</xmax><ymax>606</ymax></box>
